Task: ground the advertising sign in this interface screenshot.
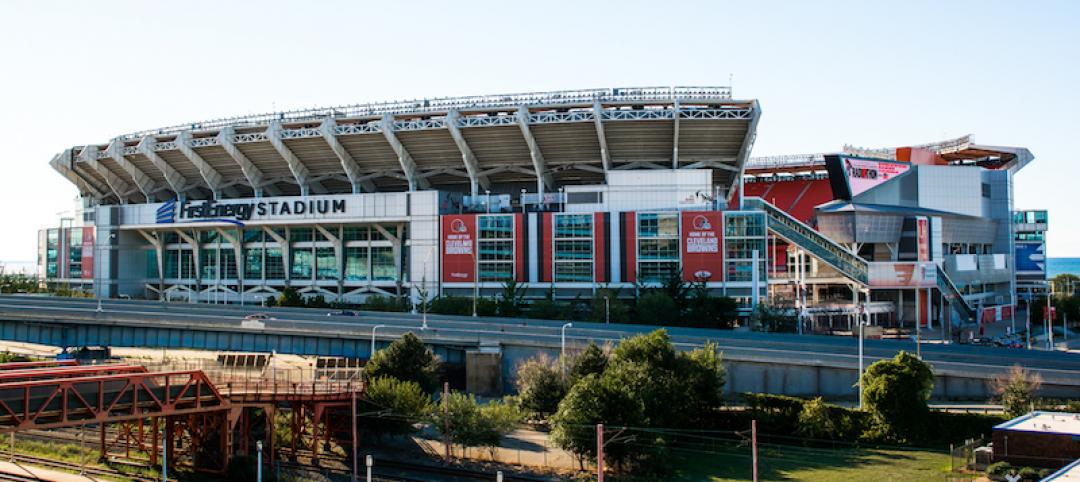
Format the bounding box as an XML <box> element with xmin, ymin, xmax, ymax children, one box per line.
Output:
<box><xmin>916</xmin><ymin>217</ymin><xmax>930</xmax><ymax>262</ymax></box>
<box><xmin>844</xmin><ymin>157</ymin><xmax>910</xmax><ymax>197</ymax></box>
<box><xmin>441</xmin><ymin>214</ymin><xmax>476</xmax><ymax>282</ymax></box>
<box><xmin>681</xmin><ymin>211</ymin><xmax>724</xmax><ymax>282</ymax></box>
<box><xmin>1014</xmin><ymin>242</ymin><xmax>1046</xmax><ymax>274</ymax></box>
<box><xmin>81</xmin><ymin>227</ymin><xmax>94</xmax><ymax>280</ymax></box>
<box><xmin>868</xmin><ymin>262</ymin><xmax>937</xmax><ymax>288</ymax></box>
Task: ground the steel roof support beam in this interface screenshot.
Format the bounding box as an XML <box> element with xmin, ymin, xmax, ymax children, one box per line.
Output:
<box><xmin>267</xmin><ymin>121</ymin><xmax>327</xmax><ymax>196</ymax></box>
<box><xmin>79</xmin><ymin>146</ymin><xmax>132</xmax><ymax>203</ymax></box>
<box><xmin>217</xmin><ymin>127</ymin><xmax>279</xmax><ymax>198</ymax></box>
<box><xmin>672</xmin><ymin>100</ymin><xmax>681</xmax><ymax>168</ymax></box>
<box><xmin>51</xmin><ymin>151</ymin><xmax>106</xmax><ymax>200</ymax></box>
<box><xmin>731</xmin><ymin>100</ymin><xmax>762</xmax><ymax>207</ymax></box>
<box><xmin>592</xmin><ymin>102</ymin><xmax>612</xmax><ymax>181</ymax></box>
<box><xmin>175</xmin><ymin>131</ymin><xmax>240</xmax><ymax>199</ymax></box>
<box><xmin>137</xmin><ymin>136</ymin><xmax>190</xmax><ymax>200</ymax></box>
<box><xmin>320</xmin><ymin>119</ymin><xmax>375</xmax><ymax>194</ymax></box>
<box><xmin>381</xmin><ymin>115</ymin><xmax>430</xmax><ymax>191</ymax></box>
<box><xmin>107</xmin><ymin>139</ymin><xmax>158</xmax><ymax>201</ymax></box>
<box><xmin>516</xmin><ymin>106</ymin><xmax>554</xmax><ymax>193</ymax></box>
<box><xmin>445</xmin><ymin>110</ymin><xmax>490</xmax><ymax>195</ymax></box>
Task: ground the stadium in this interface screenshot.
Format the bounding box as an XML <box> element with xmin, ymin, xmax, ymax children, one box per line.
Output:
<box><xmin>37</xmin><ymin>86</ymin><xmax>1046</xmax><ymax>336</ymax></box>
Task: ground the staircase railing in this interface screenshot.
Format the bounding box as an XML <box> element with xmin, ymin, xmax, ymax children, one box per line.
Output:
<box><xmin>935</xmin><ymin>265</ymin><xmax>978</xmax><ymax>324</ymax></box>
<box><xmin>744</xmin><ymin>197</ymin><xmax>869</xmax><ymax>284</ymax></box>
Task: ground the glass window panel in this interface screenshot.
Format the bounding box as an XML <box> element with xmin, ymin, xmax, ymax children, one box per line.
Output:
<box><xmin>371</xmin><ymin>246</ymin><xmax>395</xmax><ymax>281</ymax></box>
<box><xmin>221</xmin><ymin>250</ymin><xmax>237</xmax><ymax>280</ymax></box>
<box><xmin>638</xmin><ymin>238</ymin><xmax>678</xmax><ymax>260</ymax></box>
<box><xmin>479</xmin><ymin>262</ymin><xmax>514</xmax><ymax>282</ymax></box>
<box><xmin>180</xmin><ymin>250</ymin><xmax>195</xmax><ymax>279</ymax></box>
<box><xmin>291</xmin><ymin>228</ymin><xmax>313</xmax><ymax>243</ymax></box>
<box><xmin>265</xmin><ymin>248</ymin><xmax>285</xmax><ymax>280</ymax></box>
<box><xmin>638</xmin><ymin>261</ymin><xmax>679</xmax><ymax>282</ymax></box>
<box><xmin>479</xmin><ymin>240</ymin><xmax>514</xmax><ymax>261</ymax></box>
<box><xmin>201</xmin><ymin>249</ymin><xmax>218</xmax><ymax>280</ymax></box>
<box><xmin>555</xmin><ymin>214</ymin><xmax>592</xmax><ymax>238</ymax></box>
<box><xmin>479</xmin><ymin>215</ymin><xmax>513</xmax><ymax>239</ymax></box>
<box><xmin>555</xmin><ymin>261</ymin><xmax>592</xmax><ymax>282</ymax></box>
<box><xmin>316</xmin><ymin>247</ymin><xmax>338</xmax><ymax>280</ymax></box>
<box><xmin>291</xmin><ymin>249</ymin><xmax>313</xmax><ymax>279</ymax></box>
<box><xmin>243</xmin><ymin>229</ymin><xmax>263</xmax><ymax>243</ymax></box>
<box><xmin>638</xmin><ymin>213</ymin><xmax>678</xmax><ymax>238</ymax></box>
<box><xmin>245</xmin><ymin>248</ymin><xmax>263</xmax><ymax>279</ymax></box>
<box><xmin>344</xmin><ymin>227</ymin><xmax>368</xmax><ymax>241</ymax></box>
<box><xmin>345</xmin><ymin>247</ymin><xmax>368</xmax><ymax>281</ymax></box>
<box><xmin>145</xmin><ymin>250</ymin><xmax>158</xmax><ymax>278</ymax></box>
<box><xmin>554</xmin><ymin>240</ymin><xmax>592</xmax><ymax>260</ymax></box>
<box><xmin>164</xmin><ymin>250</ymin><xmax>179</xmax><ymax>278</ymax></box>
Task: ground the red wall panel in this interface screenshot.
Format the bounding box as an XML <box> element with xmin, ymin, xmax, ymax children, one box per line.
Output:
<box><xmin>681</xmin><ymin>211</ymin><xmax>724</xmax><ymax>282</ymax></box>
<box><xmin>623</xmin><ymin>212</ymin><xmax>636</xmax><ymax>283</ymax></box>
<box><xmin>441</xmin><ymin>214</ymin><xmax>476</xmax><ymax>282</ymax></box>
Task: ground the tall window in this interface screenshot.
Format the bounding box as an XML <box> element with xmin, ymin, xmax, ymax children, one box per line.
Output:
<box><xmin>265</xmin><ymin>248</ymin><xmax>285</xmax><ymax>280</ymax></box>
<box><xmin>724</xmin><ymin>212</ymin><xmax>767</xmax><ymax>282</ymax></box>
<box><xmin>316</xmin><ymin>247</ymin><xmax>338</xmax><ymax>280</ymax></box>
<box><xmin>67</xmin><ymin>229</ymin><xmax>83</xmax><ymax>278</ymax></box>
<box><xmin>478</xmin><ymin>215</ymin><xmax>514</xmax><ymax>282</ymax></box>
<box><xmin>291</xmin><ymin>249</ymin><xmax>313</xmax><ymax>279</ymax></box>
<box><xmin>371</xmin><ymin>246</ymin><xmax>395</xmax><ymax>281</ymax></box>
<box><xmin>220</xmin><ymin>249</ymin><xmax>237</xmax><ymax>280</ymax></box>
<box><xmin>554</xmin><ymin>214</ymin><xmax>592</xmax><ymax>282</ymax></box>
<box><xmin>637</xmin><ymin>212</ymin><xmax>679</xmax><ymax>282</ymax></box>
<box><xmin>201</xmin><ymin>249</ymin><xmax>218</xmax><ymax>281</ymax></box>
<box><xmin>245</xmin><ymin>248</ymin><xmax>263</xmax><ymax>279</ymax></box>
<box><xmin>180</xmin><ymin>250</ymin><xmax>195</xmax><ymax>279</ymax></box>
<box><xmin>45</xmin><ymin>229</ymin><xmax>58</xmax><ymax>278</ymax></box>
<box><xmin>345</xmin><ymin>246</ymin><xmax>369</xmax><ymax>281</ymax></box>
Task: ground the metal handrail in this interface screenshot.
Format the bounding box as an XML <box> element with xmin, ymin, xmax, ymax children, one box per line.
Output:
<box><xmin>115</xmin><ymin>86</ymin><xmax>734</xmax><ymax>140</ymax></box>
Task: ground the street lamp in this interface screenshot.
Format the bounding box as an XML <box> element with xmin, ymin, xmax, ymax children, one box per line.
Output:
<box><xmin>561</xmin><ymin>322</ymin><xmax>573</xmax><ymax>370</ymax></box>
<box><xmin>370</xmin><ymin>325</ymin><xmax>386</xmax><ymax>356</ymax></box>
<box><xmin>256</xmin><ymin>440</ymin><xmax>263</xmax><ymax>482</ymax></box>
<box><xmin>604</xmin><ymin>295</ymin><xmax>610</xmax><ymax>324</ymax></box>
<box><xmin>857</xmin><ymin>303</ymin><xmax>866</xmax><ymax>410</ymax></box>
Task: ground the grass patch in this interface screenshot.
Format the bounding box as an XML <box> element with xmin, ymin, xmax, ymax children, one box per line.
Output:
<box><xmin>674</xmin><ymin>443</ymin><xmax>951</xmax><ymax>481</ymax></box>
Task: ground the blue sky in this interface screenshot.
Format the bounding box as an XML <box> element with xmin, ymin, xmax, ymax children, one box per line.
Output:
<box><xmin>0</xmin><ymin>0</ymin><xmax>1077</xmax><ymax>264</ymax></box>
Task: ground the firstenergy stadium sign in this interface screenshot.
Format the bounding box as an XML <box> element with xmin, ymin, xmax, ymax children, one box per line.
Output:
<box><xmin>153</xmin><ymin>196</ymin><xmax>352</xmax><ymax>226</ymax></box>
<box><xmin>824</xmin><ymin>155</ymin><xmax>911</xmax><ymax>200</ymax></box>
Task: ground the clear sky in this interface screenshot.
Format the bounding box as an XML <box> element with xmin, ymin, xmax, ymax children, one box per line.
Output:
<box><xmin>1</xmin><ymin>0</ymin><xmax>1077</xmax><ymax>267</ymax></box>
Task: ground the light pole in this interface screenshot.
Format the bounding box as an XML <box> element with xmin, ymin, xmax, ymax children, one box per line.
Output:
<box><xmin>560</xmin><ymin>322</ymin><xmax>573</xmax><ymax>371</ymax></box>
<box><xmin>857</xmin><ymin>304</ymin><xmax>865</xmax><ymax>410</ymax></box>
<box><xmin>370</xmin><ymin>325</ymin><xmax>386</xmax><ymax>357</ymax></box>
<box><xmin>256</xmin><ymin>440</ymin><xmax>263</xmax><ymax>482</ymax></box>
<box><xmin>422</xmin><ymin>247</ymin><xmax>433</xmax><ymax>330</ymax></box>
<box><xmin>365</xmin><ymin>454</ymin><xmax>373</xmax><ymax>482</ymax></box>
<box><xmin>520</xmin><ymin>188</ymin><xmax>527</xmax><ymax>215</ymax></box>
<box><xmin>604</xmin><ymin>295</ymin><xmax>610</xmax><ymax>324</ymax></box>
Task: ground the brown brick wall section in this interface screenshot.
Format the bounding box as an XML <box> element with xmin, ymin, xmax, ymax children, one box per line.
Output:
<box><xmin>992</xmin><ymin>429</ymin><xmax>1080</xmax><ymax>469</ymax></box>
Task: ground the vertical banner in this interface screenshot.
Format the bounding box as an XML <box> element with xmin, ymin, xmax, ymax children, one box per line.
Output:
<box><xmin>681</xmin><ymin>211</ymin><xmax>724</xmax><ymax>282</ymax></box>
<box><xmin>594</xmin><ymin>212</ymin><xmax>608</xmax><ymax>283</ymax></box>
<box><xmin>441</xmin><ymin>214</ymin><xmax>476</xmax><ymax>282</ymax></box>
<box><xmin>514</xmin><ymin>213</ymin><xmax>526</xmax><ymax>282</ymax></box>
<box><xmin>916</xmin><ymin>217</ymin><xmax>930</xmax><ymax>262</ymax></box>
<box><xmin>81</xmin><ymin>227</ymin><xmax>95</xmax><ymax>279</ymax></box>
<box><xmin>622</xmin><ymin>212</ymin><xmax>636</xmax><ymax>283</ymax></box>
<box><xmin>541</xmin><ymin>213</ymin><xmax>553</xmax><ymax>282</ymax></box>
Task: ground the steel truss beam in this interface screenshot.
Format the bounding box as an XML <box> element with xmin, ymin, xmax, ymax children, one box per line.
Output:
<box><xmin>107</xmin><ymin>139</ymin><xmax>159</xmax><ymax>201</ymax></box>
<box><xmin>50</xmin><ymin>151</ymin><xmax>106</xmax><ymax>199</ymax></box>
<box><xmin>381</xmin><ymin>115</ymin><xmax>430</xmax><ymax>191</ymax></box>
<box><xmin>445</xmin><ymin>110</ymin><xmax>490</xmax><ymax>195</ymax></box>
<box><xmin>593</xmin><ymin>102</ymin><xmax>612</xmax><ymax>181</ymax></box>
<box><xmin>516</xmin><ymin>106</ymin><xmax>555</xmax><ymax>193</ymax></box>
<box><xmin>267</xmin><ymin>121</ymin><xmax>327</xmax><ymax>196</ymax></box>
<box><xmin>138</xmin><ymin>137</ymin><xmax>191</xmax><ymax>199</ymax></box>
<box><xmin>175</xmin><ymin>131</ymin><xmax>241</xmax><ymax>199</ymax></box>
<box><xmin>672</xmin><ymin>100</ymin><xmax>681</xmax><ymax>168</ymax></box>
<box><xmin>320</xmin><ymin>119</ymin><xmax>376</xmax><ymax>193</ymax></box>
<box><xmin>217</xmin><ymin>127</ymin><xmax>279</xmax><ymax>197</ymax></box>
<box><xmin>79</xmin><ymin>145</ymin><xmax>133</xmax><ymax>203</ymax></box>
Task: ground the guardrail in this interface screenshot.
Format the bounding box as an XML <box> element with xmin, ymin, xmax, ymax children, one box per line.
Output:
<box><xmin>115</xmin><ymin>86</ymin><xmax>734</xmax><ymax>140</ymax></box>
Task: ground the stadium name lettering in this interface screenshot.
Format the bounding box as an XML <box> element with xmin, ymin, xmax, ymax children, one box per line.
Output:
<box><xmin>847</xmin><ymin>165</ymin><xmax>878</xmax><ymax>180</ymax></box>
<box><xmin>179</xmin><ymin>199</ymin><xmax>348</xmax><ymax>221</ymax></box>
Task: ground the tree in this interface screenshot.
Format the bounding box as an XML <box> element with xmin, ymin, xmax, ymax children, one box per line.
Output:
<box><xmin>685</xmin><ymin>283</ymin><xmax>739</xmax><ymax>328</ymax></box>
<box><xmin>568</xmin><ymin>342</ymin><xmax>608</xmax><ymax>385</ymax></box>
<box><xmin>277</xmin><ymin>287</ymin><xmax>304</xmax><ymax>307</ymax></box>
<box><xmin>991</xmin><ymin>365</ymin><xmax>1043</xmax><ymax>418</ymax></box>
<box><xmin>797</xmin><ymin>397</ymin><xmax>841</xmax><ymax>440</ymax></box>
<box><xmin>634</xmin><ymin>291</ymin><xmax>680</xmax><ymax>325</ymax></box>
<box><xmin>362</xmin><ymin>376</ymin><xmax>434</xmax><ymax>436</ymax></box>
<box><xmin>496</xmin><ymin>279</ymin><xmax>527</xmax><ymax>317</ymax></box>
<box><xmin>514</xmin><ymin>354</ymin><xmax>567</xmax><ymax>418</ymax></box>
<box><xmin>365</xmin><ymin>332</ymin><xmax>441</xmax><ymax>392</ymax></box>
<box><xmin>861</xmin><ymin>351</ymin><xmax>934</xmax><ymax>442</ymax></box>
<box><xmin>431</xmin><ymin>392</ymin><xmax>522</xmax><ymax>457</ymax></box>
<box><xmin>551</xmin><ymin>330</ymin><xmax>727</xmax><ymax>474</ymax></box>
<box><xmin>750</xmin><ymin>304</ymin><xmax>797</xmax><ymax>333</ymax></box>
<box><xmin>590</xmin><ymin>288</ymin><xmax>630</xmax><ymax>324</ymax></box>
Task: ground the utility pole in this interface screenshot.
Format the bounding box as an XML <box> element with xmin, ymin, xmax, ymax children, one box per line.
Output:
<box><xmin>351</xmin><ymin>391</ymin><xmax>358</xmax><ymax>482</ymax></box>
<box><xmin>443</xmin><ymin>382</ymin><xmax>450</xmax><ymax>464</ymax></box>
<box><xmin>256</xmin><ymin>440</ymin><xmax>263</xmax><ymax>482</ymax></box>
<box><xmin>365</xmin><ymin>455</ymin><xmax>373</xmax><ymax>482</ymax></box>
<box><xmin>858</xmin><ymin>303</ymin><xmax>865</xmax><ymax>410</ymax></box>
<box><xmin>596</xmin><ymin>424</ymin><xmax>604</xmax><ymax>482</ymax></box>
<box><xmin>751</xmin><ymin>420</ymin><xmax>759</xmax><ymax>482</ymax></box>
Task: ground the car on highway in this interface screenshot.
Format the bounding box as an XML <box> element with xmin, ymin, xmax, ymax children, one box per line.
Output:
<box><xmin>327</xmin><ymin>310</ymin><xmax>358</xmax><ymax>317</ymax></box>
<box><xmin>243</xmin><ymin>313</ymin><xmax>275</xmax><ymax>321</ymax></box>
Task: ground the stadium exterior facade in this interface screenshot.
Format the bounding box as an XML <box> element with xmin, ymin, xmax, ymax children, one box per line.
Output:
<box><xmin>38</xmin><ymin>86</ymin><xmax>1039</xmax><ymax>336</ymax></box>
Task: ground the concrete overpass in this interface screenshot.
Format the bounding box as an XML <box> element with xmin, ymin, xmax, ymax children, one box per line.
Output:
<box><xmin>0</xmin><ymin>295</ymin><xmax>1078</xmax><ymax>401</ymax></box>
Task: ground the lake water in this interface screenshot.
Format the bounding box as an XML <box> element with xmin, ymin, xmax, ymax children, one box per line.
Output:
<box><xmin>1047</xmin><ymin>258</ymin><xmax>1080</xmax><ymax>278</ymax></box>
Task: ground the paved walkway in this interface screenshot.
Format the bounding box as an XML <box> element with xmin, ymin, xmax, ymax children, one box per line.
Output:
<box><xmin>0</xmin><ymin>460</ymin><xmax>105</xmax><ymax>481</ymax></box>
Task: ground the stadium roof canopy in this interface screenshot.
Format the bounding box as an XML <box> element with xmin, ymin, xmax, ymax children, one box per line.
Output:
<box><xmin>50</xmin><ymin>87</ymin><xmax>760</xmax><ymax>204</ymax></box>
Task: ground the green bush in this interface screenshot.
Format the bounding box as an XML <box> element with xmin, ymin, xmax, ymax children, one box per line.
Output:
<box><xmin>365</xmin><ymin>332</ymin><xmax>441</xmax><ymax>392</ymax></box>
<box><xmin>361</xmin><ymin>294</ymin><xmax>410</xmax><ymax>312</ymax></box>
<box><xmin>986</xmin><ymin>461</ymin><xmax>1012</xmax><ymax>476</ymax></box>
<box><xmin>515</xmin><ymin>355</ymin><xmax>568</xmax><ymax>418</ymax></box>
<box><xmin>429</xmin><ymin>296</ymin><xmax>474</xmax><ymax>316</ymax></box>
<box><xmin>363</xmin><ymin>376</ymin><xmax>434</xmax><ymax>436</ymax></box>
<box><xmin>634</xmin><ymin>291</ymin><xmax>679</xmax><ymax>325</ymax></box>
<box><xmin>861</xmin><ymin>351</ymin><xmax>934</xmax><ymax>443</ymax></box>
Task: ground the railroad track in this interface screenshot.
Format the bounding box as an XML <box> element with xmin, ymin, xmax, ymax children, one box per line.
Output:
<box><xmin>0</xmin><ymin>450</ymin><xmax>160</xmax><ymax>482</ymax></box>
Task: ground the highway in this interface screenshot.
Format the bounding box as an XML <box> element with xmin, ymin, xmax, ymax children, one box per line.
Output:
<box><xmin>0</xmin><ymin>295</ymin><xmax>1078</xmax><ymax>388</ymax></box>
